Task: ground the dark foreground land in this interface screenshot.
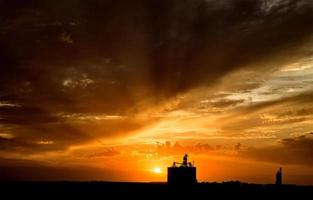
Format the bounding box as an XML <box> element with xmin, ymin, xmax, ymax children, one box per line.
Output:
<box><xmin>1</xmin><ymin>181</ymin><xmax>312</xmax><ymax>198</ymax></box>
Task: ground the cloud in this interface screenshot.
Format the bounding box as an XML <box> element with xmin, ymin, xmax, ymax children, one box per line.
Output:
<box><xmin>87</xmin><ymin>148</ymin><xmax>120</xmax><ymax>158</ymax></box>
<box><xmin>0</xmin><ymin>158</ymin><xmax>131</xmax><ymax>181</ymax></box>
<box><xmin>0</xmin><ymin>0</ymin><xmax>312</xmax><ymax>155</ymax></box>
<box><xmin>240</xmin><ymin>133</ymin><xmax>313</xmax><ymax>166</ymax></box>
<box><xmin>59</xmin><ymin>32</ymin><xmax>73</xmax><ymax>44</ymax></box>
<box><xmin>0</xmin><ymin>136</ymin><xmax>60</xmax><ymax>153</ymax></box>
<box><xmin>210</xmin><ymin>99</ymin><xmax>245</xmax><ymax>108</ymax></box>
<box><xmin>220</xmin><ymin>91</ymin><xmax>313</xmax><ymax>122</ymax></box>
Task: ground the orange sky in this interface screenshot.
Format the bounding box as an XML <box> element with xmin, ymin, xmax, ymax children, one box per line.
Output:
<box><xmin>0</xmin><ymin>0</ymin><xmax>312</xmax><ymax>184</ymax></box>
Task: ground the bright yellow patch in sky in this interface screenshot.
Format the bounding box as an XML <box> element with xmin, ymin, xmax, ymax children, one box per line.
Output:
<box><xmin>152</xmin><ymin>167</ymin><xmax>162</xmax><ymax>174</ymax></box>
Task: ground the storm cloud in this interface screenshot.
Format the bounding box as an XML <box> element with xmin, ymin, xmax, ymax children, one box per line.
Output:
<box><xmin>0</xmin><ymin>0</ymin><xmax>313</xmax><ymax>161</ymax></box>
<box><xmin>241</xmin><ymin>133</ymin><xmax>313</xmax><ymax>166</ymax></box>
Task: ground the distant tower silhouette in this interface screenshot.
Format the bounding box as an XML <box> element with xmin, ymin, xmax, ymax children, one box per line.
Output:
<box><xmin>275</xmin><ymin>167</ymin><xmax>282</xmax><ymax>185</ymax></box>
<box><xmin>182</xmin><ymin>154</ymin><xmax>188</xmax><ymax>166</ymax></box>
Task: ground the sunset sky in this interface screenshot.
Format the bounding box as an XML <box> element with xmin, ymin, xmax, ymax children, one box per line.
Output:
<box><xmin>0</xmin><ymin>0</ymin><xmax>312</xmax><ymax>185</ymax></box>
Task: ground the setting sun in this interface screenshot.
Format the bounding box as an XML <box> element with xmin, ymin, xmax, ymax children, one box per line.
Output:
<box><xmin>152</xmin><ymin>167</ymin><xmax>162</xmax><ymax>174</ymax></box>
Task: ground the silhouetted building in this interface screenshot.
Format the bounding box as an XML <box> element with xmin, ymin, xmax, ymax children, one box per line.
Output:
<box><xmin>167</xmin><ymin>154</ymin><xmax>197</xmax><ymax>185</ymax></box>
<box><xmin>275</xmin><ymin>167</ymin><xmax>282</xmax><ymax>185</ymax></box>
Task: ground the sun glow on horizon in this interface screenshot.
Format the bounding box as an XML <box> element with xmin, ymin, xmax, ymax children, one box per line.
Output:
<box><xmin>152</xmin><ymin>167</ymin><xmax>162</xmax><ymax>174</ymax></box>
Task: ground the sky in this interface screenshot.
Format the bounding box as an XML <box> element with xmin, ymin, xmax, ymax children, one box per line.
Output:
<box><xmin>0</xmin><ymin>0</ymin><xmax>312</xmax><ymax>184</ymax></box>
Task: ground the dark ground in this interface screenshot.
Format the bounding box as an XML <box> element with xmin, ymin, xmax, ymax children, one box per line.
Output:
<box><xmin>0</xmin><ymin>181</ymin><xmax>312</xmax><ymax>198</ymax></box>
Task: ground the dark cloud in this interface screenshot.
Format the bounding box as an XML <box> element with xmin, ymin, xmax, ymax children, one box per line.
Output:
<box><xmin>276</xmin><ymin>108</ymin><xmax>313</xmax><ymax>118</ymax></box>
<box><xmin>241</xmin><ymin>133</ymin><xmax>313</xmax><ymax>166</ymax></box>
<box><xmin>233</xmin><ymin>91</ymin><xmax>313</xmax><ymax>115</ymax></box>
<box><xmin>211</xmin><ymin>99</ymin><xmax>245</xmax><ymax>108</ymax></box>
<box><xmin>216</xmin><ymin>91</ymin><xmax>313</xmax><ymax>133</ymax></box>
<box><xmin>87</xmin><ymin>148</ymin><xmax>120</xmax><ymax>158</ymax></box>
<box><xmin>0</xmin><ymin>158</ymin><xmax>131</xmax><ymax>181</ymax></box>
<box><xmin>0</xmin><ymin>116</ymin><xmax>151</xmax><ymax>154</ymax></box>
<box><xmin>154</xmin><ymin>141</ymin><xmax>231</xmax><ymax>156</ymax></box>
<box><xmin>281</xmin><ymin>133</ymin><xmax>313</xmax><ymax>152</ymax></box>
<box><xmin>0</xmin><ymin>0</ymin><xmax>313</xmax><ymax>153</ymax></box>
<box><xmin>1</xmin><ymin>0</ymin><xmax>312</xmax><ymax>109</ymax></box>
<box><xmin>234</xmin><ymin>143</ymin><xmax>242</xmax><ymax>151</ymax></box>
<box><xmin>0</xmin><ymin>124</ymin><xmax>91</xmax><ymax>153</ymax></box>
<box><xmin>0</xmin><ymin>137</ymin><xmax>46</xmax><ymax>153</ymax></box>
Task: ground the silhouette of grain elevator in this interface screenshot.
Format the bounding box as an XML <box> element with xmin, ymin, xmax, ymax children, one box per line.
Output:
<box><xmin>167</xmin><ymin>154</ymin><xmax>197</xmax><ymax>185</ymax></box>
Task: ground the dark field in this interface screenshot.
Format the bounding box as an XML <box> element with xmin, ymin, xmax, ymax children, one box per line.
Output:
<box><xmin>0</xmin><ymin>181</ymin><xmax>312</xmax><ymax>198</ymax></box>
